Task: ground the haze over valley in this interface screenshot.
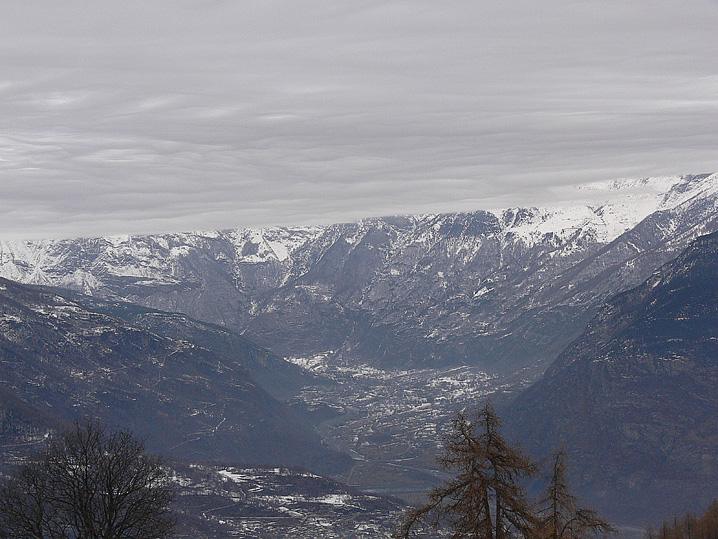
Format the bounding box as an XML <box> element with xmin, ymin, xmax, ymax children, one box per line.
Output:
<box><xmin>2</xmin><ymin>175</ymin><xmax>718</xmax><ymax>535</ymax></box>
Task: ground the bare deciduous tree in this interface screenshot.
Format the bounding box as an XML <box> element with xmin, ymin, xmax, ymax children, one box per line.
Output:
<box><xmin>0</xmin><ymin>420</ymin><xmax>175</xmax><ymax>539</ymax></box>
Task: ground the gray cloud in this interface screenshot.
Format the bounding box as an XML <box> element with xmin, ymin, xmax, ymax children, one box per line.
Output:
<box><xmin>1</xmin><ymin>0</ymin><xmax>717</xmax><ymax>239</ymax></box>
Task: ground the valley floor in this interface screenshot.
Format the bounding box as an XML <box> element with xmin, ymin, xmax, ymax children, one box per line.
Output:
<box><xmin>287</xmin><ymin>353</ymin><xmax>529</xmax><ymax>504</ymax></box>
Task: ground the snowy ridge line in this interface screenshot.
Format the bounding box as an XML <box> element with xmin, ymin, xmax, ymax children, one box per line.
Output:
<box><xmin>488</xmin><ymin>173</ymin><xmax>717</xmax><ymax>245</ymax></box>
<box><xmin>0</xmin><ymin>174</ymin><xmax>715</xmax><ymax>291</ymax></box>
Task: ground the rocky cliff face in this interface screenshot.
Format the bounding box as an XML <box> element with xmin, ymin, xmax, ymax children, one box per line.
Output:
<box><xmin>0</xmin><ymin>277</ymin><xmax>350</xmax><ymax>473</ymax></box>
<box><xmin>2</xmin><ymin>174</ymin><xmax>717</xmax><ymax>374</ymax></box>
<box><xmin>504</xmin><ymin>230</ymin><xmax>718</xmax><ymax>524</ymax></box>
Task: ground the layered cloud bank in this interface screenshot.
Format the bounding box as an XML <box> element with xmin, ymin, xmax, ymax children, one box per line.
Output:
<box><xmin>2</xmin><ymin>1</ymin><xmax>717</xmax><ymax>239</ymax></box>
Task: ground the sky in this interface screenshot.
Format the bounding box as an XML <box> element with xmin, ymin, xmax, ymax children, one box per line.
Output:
<box><xmin>1</xmin><ymin>1</ymin><xmax>717</xmax><ymax>240</ymax></box>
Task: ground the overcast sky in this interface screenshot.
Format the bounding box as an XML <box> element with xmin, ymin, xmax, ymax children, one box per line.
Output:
<box><xmin>1</xmin><ymin>1</ymin><xmax>717</xmax><ymax>239</ymax></box>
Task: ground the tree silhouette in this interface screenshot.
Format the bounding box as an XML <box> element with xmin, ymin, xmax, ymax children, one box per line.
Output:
<box><xmin>647</xmin><ymin>499</ymin><xmax>718</xmax><ymax>539</ymax></box>
<box><xmin>394</xmin><ymin>401</ymin><xmax>537</xmax><ymax>539</ymax></box>
<box><xmin>536</xmin><ymin>450</ymin><xmax>615</xmax><ymax>539</ymax></box>
<box><xmin>0</xmin><ymin>420</ymin><xmax>175</xmax><ymax>539</ymax></box>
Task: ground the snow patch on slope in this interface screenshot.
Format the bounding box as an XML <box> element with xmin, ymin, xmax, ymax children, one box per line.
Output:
<box><xmin>230</xmin><ymin>226</ymin><xmax>323</xmax><ymax>263</ymax></box>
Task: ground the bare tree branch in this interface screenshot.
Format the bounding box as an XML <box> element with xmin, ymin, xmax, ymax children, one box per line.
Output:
<box><xmin>0</xmin><ymin>419</ymin><xmax>175</xmax><ymax>539</ymax></box>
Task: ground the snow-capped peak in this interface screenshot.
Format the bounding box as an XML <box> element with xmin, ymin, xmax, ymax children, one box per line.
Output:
<box><xmin>495</xmin><ymin>174</ymin><xmax>718</xmax><ymax>245</ymax></box>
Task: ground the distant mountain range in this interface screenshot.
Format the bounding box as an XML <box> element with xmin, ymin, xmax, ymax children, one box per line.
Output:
<box><xmin>1</xmin><ymin>174</ymin><xmax>717</xmax><ymax>375</ymax></box>
<box><xmin>505</xmin><ymin>230</ymin><xmax>718</xmax><ymax>524</ymax></box>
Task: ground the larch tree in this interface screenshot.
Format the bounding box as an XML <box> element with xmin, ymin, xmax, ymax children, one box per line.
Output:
<box><xmin>394</xmin><ymin>401</ymin><xmax>538</xmax><ymax>539</ymax></box>
<box><xmin>536</xmin><ymin>449</ymin><xmax>615</xmax><ymax>539</ymax></box>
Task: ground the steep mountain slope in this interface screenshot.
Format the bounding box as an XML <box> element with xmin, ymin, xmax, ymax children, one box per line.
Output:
<box><xmin>2</xmin><ymin>174</ymin><xmax>717</xmax><ymax>374</ymax></box>
<box><xmin>504</xmin><ymin>231</ymin><xmax>718</xmax><ymax>524</ymax></box>
<box><xmin>0</xmin><ymin>277</ymin><xmax>350</xmax><ymax>473</ymax></box>
<box><xmin>35</xmin><ymin>287</ymin><xmax>314</xmax><ymax>400</ymax></box>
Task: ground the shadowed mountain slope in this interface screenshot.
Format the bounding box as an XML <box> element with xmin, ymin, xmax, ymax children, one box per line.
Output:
<box><xmin>33</xmin><ymin>287</ymin><xmax>314</xmax><ymax>401</ymax></box>
<box><xmin>0</xmin><ymin>277</ymin><xmax>350</xmax><ymax>474</ymax></box>
<box><xmin>505</xmin><ymin>231</ymin><xmax>718</xmax><ymax>524</ymax></box>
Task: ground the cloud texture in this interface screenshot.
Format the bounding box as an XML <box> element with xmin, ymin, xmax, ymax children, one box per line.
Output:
<box><xmin>1</xmin><ymin>1</ymin><xmax>717</xmax><ymax>238</ymax></box>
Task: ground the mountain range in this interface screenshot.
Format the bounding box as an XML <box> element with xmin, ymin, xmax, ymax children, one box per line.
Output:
<box><xmin>2</xmin><ymin>174</ymin><xmax>717</xmax><ymax>376</ymax></box>
<box><xmin>2</xmin><ymin>173</ymin><xmax>718</xmax><ymax>530</ymax></box>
